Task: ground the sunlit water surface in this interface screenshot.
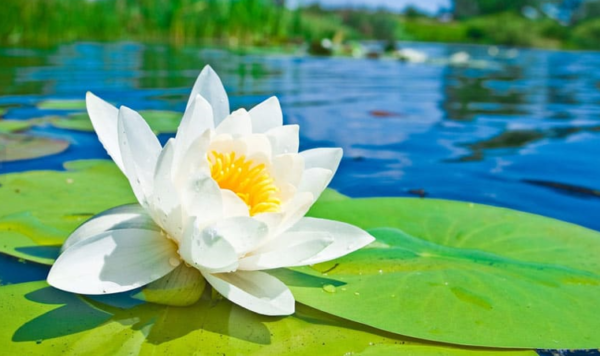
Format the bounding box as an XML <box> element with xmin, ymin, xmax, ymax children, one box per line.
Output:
<box><xmin>1</xmin><ymin>42</ymin><xmax>599</xmax><ymax>355</ymax></box>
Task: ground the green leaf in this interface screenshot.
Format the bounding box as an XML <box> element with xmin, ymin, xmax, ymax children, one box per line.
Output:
<box><xmin>37</xmin><ymin>100</ymin><xmax>86</xmax><ymax>110</ymax></box>
<box><xmin>49</xmin><ymin>113</ymin><xmax>94</xmax><ymax>131</ymax></box>
<box><xmin>315</xmin><ymin>188</ymin><xmax>350</xmax><ymax>202</ymax></box>
<box><xmin>281</xmin><ymin>198</ymin><xmax>600</xmax><ymax>349</ymax></box>
<box><xmin>0</xmin><ymin>119</ymin><xmax>37</xmax><ymax>133</ymax></box>
<box><xmin>0</xmin><ymin>160</ymin><xmax>135</xmax><ymax>264</ymax></box>
<box><xmin>0</xmin><ymin>133</ymin><xmax>69</xmax><ymax>162</ymax></box>
<box><xmin>51</xmin><ymin>110</ymin><xmax>183</xmax><ymax>134</ymax></box>
<box><xmin>0</xmin><ymin>281</ymin><xmax>535</xmax><ymax>356</ymax></box>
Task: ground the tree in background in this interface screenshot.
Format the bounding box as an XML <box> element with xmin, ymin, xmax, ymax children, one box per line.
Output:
<box><xmin>452</xmin><ymin>0</ymin><xmax>537</xmax><ymax>19</ymax></box>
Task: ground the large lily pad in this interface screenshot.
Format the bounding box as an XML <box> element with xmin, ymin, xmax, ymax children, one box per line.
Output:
<box><xmin>282</xmin><ymin>198</ymin><xmax>600</xmax><ymax>349</ymax></box>
<box><xmin>0</xmin><ymin>160</ymin><xmax>134</xmax><ymax>264</ymax></box>
<box><xmin>0</xmin><ymin>281</ymin><xmax>534</xmax><ymax>356</ymax></box>
<box><xmin>0</xmin><ymin>133</ymin><xmax>69</xmax><ymax>162</ymax></box>
<box><xmin>51</xmin><ymin>110</ymin><xmax>183</xmax><ymax>134</ymax></box>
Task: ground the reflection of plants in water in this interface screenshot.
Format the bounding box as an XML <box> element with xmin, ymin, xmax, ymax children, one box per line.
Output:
<box><xmin>442</xmin><ymin>66</ymin><xmax>526</xmax><ymax>121</ymax></box>
<box><xmin>0</xmin><ymin>55</ymin><xmax>47</xmax><ymax>96</ymax></box>
<box><xmin>454</xmin><ymin>125</ymin><xmax>600</xmax><ymax>162</ymax></box>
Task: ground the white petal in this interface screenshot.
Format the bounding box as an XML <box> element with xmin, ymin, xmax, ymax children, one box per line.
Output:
<box><xmin>48</xmin><ymin>228</ymin><xmax>178</xmax><ymax>295</ymax></box>
<box><xmin>61</xmin><ymin>204</ymin><xmax>159</xmax><ymax>253</ymax></box>
<box><xmin>215</xmin><ymin>109</ymin><xmax>252</xmax><ymax>136</ymax></box>
<box><xmin>277</xmin><ymin>192</ymin><xmax>315</xmax><ymax>234</ymax></box>
<box><xmin>207</xmin><ymin>216</ymin><xmax>268</xmax><ymax>255</ymax></box>
<box><xmin>253</xmin><ymin>212</ymin><xmax>284</xmax><ymax>234</ymax></box>
<box><xmin>174</xmin><ymin>94</ymin><xmax>214</xmax><ymax>169</ymax></box>
<box><xmin>286</xmin><ymin>217</ymin><xmax>375</xmax><ymax>265</ymax></box>
<box><xmin>221</xmin><ymin>190</ymin><xmax>250</xmax><ymax>218</ymax></box>
<box><xmin>297</xmin><ymin>167</ymin><xmax>333</xmax><ymax>201</ymax></box>
<box><xmin>187</xmin><ymin>65</ymin><xmax>229</xmax><ymax>126</ymax></box>
<box><xmin>179</xmin><ymin>220</ymin><xmax>238</xmax><ymax>273</ymax></box>
<box><xmin>300</xmin><ymin>147</ymin><xmax>343</xmax><ymax>176</ymax></box>
<box><xmin>208</xmin><ymin>134</ymin><xmax>247</xmax><ymax>157</ymax></box>
<box><xmin>248</xmin><ymin>96</ymin><xmax>283</xmax><ymax>133</ymax></box>
<box><xmin>265</xmin><ymin>124</ymin><xmax>299</xmax><ymax>155</ymax></box>
<box><xmin>181</xmin><ymin>173</ymin><xmax>223</xmax><ymax>227</ymax></box>
<box><xmin>86</xmin><ymin>92</ymin><xmax>124</xmax><ymax>172</ymax></box>
<box><xmin>240</xmin><ymin>134</ymin><xmax>272</xmax><ymax>162</ymax></box>
<box><xmin>203</xmin><ymin>270</ymin><xmax>294</xmax><ymax>316</ymax></box>
<box><xmin>118</xmin><ymin>106</ymin><xmax>162</xmax><ymax>206</ymax></box>
<box><xmin>239</xmin><ymin>232</ymin><xmax>332</xmax><ymax>270</ymax></box>
<box><xmin>151</xmin><ymin>139</ymin><xmax>184</xmax><ymax>239</ymax></box>
<box><xmin>272</xmin><ymin>154</ymin><xmax>304</xmax><ymax>188</ymax></box>
<box><xmin>174</xmin><ymin>130</ymin><xmax>212</xmax><ymax>187</ymax></box>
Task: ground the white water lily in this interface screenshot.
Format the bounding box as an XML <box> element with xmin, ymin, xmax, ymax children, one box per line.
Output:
<box><xmin>47</xmin><ymin>65</ymin><xmax>374</xmax><ymax>316</ymax></box>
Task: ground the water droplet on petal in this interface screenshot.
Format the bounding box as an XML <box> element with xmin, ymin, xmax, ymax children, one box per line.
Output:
<box><xmin>169</xmin><ymin>257</ymin><xmax>181</xmax><ymax>267</ymax></box>
<box><xmin>322</xmin><ymin>284</ymin><xmax>336</xmax><ymax>293</ymax></box>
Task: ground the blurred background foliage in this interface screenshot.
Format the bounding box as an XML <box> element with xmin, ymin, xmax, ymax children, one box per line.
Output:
<box><xmin>2</xmin><ymin>0</ymin><xmax>600</xmax><ymax>49</ymax></box>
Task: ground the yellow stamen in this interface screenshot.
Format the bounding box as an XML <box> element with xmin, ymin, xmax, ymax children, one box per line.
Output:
<box><xmin>208</xmin><ymin>151</ymin><xmax>280</xmax><ymax>216</ymax></box>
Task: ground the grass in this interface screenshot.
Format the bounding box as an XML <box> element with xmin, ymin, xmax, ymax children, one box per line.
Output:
<box><xmin>1</xmin><ymin>0</ymin><xmax>599</xmax><ymax>50</ymax></box>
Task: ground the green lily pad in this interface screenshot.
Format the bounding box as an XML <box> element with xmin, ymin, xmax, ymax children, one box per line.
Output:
<box><xmin>37</xmin><ymin>100</ymin><xmax>86</xmax><ymax>110</ymax></box>
<box><xmin>51</xmin><ymin>110</ymin><xmax>183</xmax><ymax>134</ymax></box>
<box><xmin>278</xmin><ymin>198</ymin><xmax>600</xmax><ymax>349</ymax></box>
<box><xmin>0</xmin><ymin>120</ymin><xmax>36</xmax><ymax>133</ymax></box>
<box><xmin>315</xmin><ymin>188</ymin><xmax>350</xmax><ymax>202</ymax></box>
<box><xmin>0</xmin><ymin>160</ymin><xmax>135</xmax><ymax>264</ymax></box>
<box><xmin>49</xmin><ymin>113</ymin><xmax>94</xmax><ymax>131</ymax></box>
<box><xmin>0</xmin><ymin>133</ymin><xmax>69</xmax><ymax>162</ymax></box>
<box><xmin>0</xmin><ymin>281</ymin><xmax>535</xmax><ymax>356</ymax></box>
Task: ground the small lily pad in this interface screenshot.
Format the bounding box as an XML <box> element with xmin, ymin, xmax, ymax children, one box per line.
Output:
<box><xmin>0</xmin><ymin>133</ymin><xmax>69</xmax><ymax>162</ymax></box>
<box><xmin>0</xmin><ymin>120</ymin><xmax>37</xmax><ymax>133</ymax></box>
<box><xmin>52</xmin><ymin>110</ymin><xmax>183</xmax><ymax>134</ymax></box>
<box><xmin>50</xmin><ymin>113</ymin><xmax>94</xmax><ymax>131</ymax></box>
<box><xmin>37</xmin><ymin>100</ymin><xmax>86</xmax><ymax>110</ymax></box>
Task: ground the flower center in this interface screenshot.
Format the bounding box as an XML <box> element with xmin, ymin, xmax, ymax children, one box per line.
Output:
<box><xmin>208</xmin><ymin>151</ymin><xmax>281</xmax><ymax>216</ymax></box>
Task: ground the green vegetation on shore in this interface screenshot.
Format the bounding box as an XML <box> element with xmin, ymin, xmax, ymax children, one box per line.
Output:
<box><xmin>2</xmin><ymin>0</ymin><xmax>600</xmax><ymax>50</ymax></box>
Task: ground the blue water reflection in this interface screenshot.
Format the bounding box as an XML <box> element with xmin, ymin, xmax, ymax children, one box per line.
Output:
<box><xmin>1</xmin><ymin>41</ymin><xmax>599</xmax><ymax>235</ymax></box>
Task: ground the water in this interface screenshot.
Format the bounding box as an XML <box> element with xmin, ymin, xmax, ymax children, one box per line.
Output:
<box><xmin>0</xmin><ymin>42</ymin><xmax>599</xmax><ymax>354</ymax></box>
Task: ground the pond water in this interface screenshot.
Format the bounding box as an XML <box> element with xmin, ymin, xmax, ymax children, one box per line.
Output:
<box><xmin>1</xmin><ymin>42</ymin><xmax>599</xmax><ymax>354</ymax></box>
